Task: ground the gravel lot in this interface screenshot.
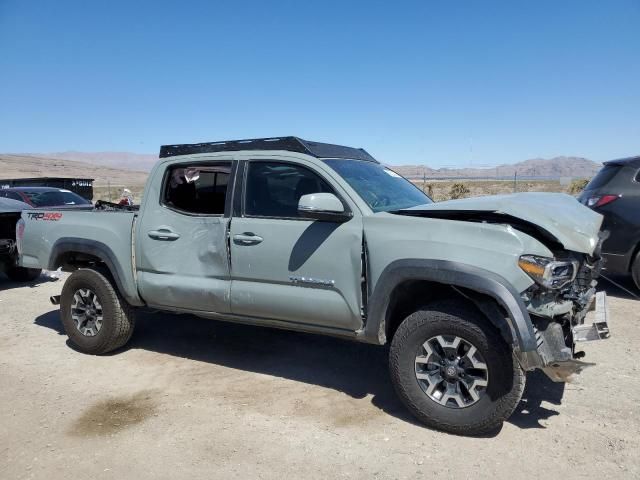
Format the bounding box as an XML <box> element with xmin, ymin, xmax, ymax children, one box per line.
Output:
<box><xmin>1</xmin><ymin>273</ymin><xmax>639</xmax><ymax>480</ymax></box>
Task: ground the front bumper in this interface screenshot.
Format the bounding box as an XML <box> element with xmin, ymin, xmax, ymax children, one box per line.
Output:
<box><xmin>522</xmin><ymin>291</ymin><xmax>611</xmax><ymax>382</ymax></box>
<box><xmin>573</xmin><ymin>291</ymin><xmax>610</xmax><ymax>342</ymax></box>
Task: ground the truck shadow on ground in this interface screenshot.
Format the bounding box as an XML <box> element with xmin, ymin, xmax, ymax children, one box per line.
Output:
<box><xmin>508</xmin><ymin>370</ymin><xmax>564</xmax><ymax>429</ymax></box>
<box><xmin>35</xmin><ymin>309</ymin><xmax>565</xmax><ymax>434</ymax></box>
<box><xmin>0</xmin><ymin>273</ymin><xmax>59</xmax><ymax>292</ymax></box>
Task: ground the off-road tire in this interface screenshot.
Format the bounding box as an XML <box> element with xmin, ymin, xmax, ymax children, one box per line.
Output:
<box><xmin>60</xmin><ymin>268</ymin><xmax>135</xmax><ymax>354</ymax></box>
<box><xmin>631</xmin><ymin>251</ymin><xmax>640</xmax><ymax>291</ymax></box>
<box><xmin>389</xmin><ymin>300</ymin><xmax>525</xmax><ymax>435</ymax></box>
<box><xmin>6</xmin><ymin>266</ymin><xmax>42</xmax><ymax>282</ymax></box>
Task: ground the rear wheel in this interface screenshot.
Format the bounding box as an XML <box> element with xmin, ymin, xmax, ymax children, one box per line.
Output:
<box><xmin>6</xmin><ymin>266</ymin><xmax>42</xmax><ymax>282</ymax></box>
<box><xmin>60</xmin><ymin>268</ymin><xmax>135</xmax><ymax>354</ymax></box>
<box><xmin>389</xmin><ymin>300</ymin><xmax>525</xmax><ymax>435</ymax></box>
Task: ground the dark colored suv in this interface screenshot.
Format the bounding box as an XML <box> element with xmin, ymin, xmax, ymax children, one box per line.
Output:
<box><xmin>579</xmin><ymin>155</ymin><xmax>640</xmax><ymax>289</ymax></box>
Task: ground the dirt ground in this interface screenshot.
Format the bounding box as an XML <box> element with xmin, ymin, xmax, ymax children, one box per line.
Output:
<box><xmin>1</xmin><ymin>273</ymin><xmax>639</xmax><ymax>480</ymax></box>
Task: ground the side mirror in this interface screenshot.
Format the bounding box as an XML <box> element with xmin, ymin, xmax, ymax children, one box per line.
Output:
<box><xmin>298</xmin><ymin>193</ymin><xmax>352</xmax><ymax>222</ymax></box>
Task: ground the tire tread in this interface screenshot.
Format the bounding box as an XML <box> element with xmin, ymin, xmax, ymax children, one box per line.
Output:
<box><xmin>389</xmin><ymin>300</ymin><xmax>525</xmax><ymax>435</ymax></box>
<box><xmin>61</xmin><ymin>268</ymin><xmax>135</xmax><ymax>354</ymax></box>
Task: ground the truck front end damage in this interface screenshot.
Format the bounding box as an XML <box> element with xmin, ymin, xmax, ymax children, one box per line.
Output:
<box><xmin>519</xmin><ymin>233</ymin><xmax>610</xmax><ymax>382</ymax></box>
<box><xmin>396</xmin><ymin>193</ymin><xmax>611</xmax><ymax>383</ymax></box>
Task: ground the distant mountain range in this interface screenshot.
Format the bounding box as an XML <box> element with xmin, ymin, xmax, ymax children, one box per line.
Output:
<box><xmin>1</xmin><ymin>152</ymin><xmax>603</xmax><ymax>184</ymax></box>
<box><xmin>0</xmin><ymin>154</ymin><xmax>148</xmax><ymax>186</ymax></box>
<box><xmin>393</xmin><ymin>156</ymin><xmax>602</xmax><ymax>179</ymax></box>
<box><xmin>37</xmin><ymin>151</ymin><xmax>159</xmax><ymax>172</ymax></box>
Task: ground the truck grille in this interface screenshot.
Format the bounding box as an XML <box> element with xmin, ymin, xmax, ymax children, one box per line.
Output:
<box><xmin>573</xmin><ymin>229</ymin><xmax>607</xmax><ymax>292</ymax></box>
<box><xmin>574</xmin><ymin>257</ymin><xmax>602</xmax><ymax>292</ymax></box>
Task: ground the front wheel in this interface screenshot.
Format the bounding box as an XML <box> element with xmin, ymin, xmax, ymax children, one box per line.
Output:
<box><xmin>60</xmin><ymin>268</ymin><xmax>136</xmax><ymax>354</ymax></box>
<box><xmin>389</xmin><ymin>301</ymin><xmax>525</xmax><ymax>435</ymax></box>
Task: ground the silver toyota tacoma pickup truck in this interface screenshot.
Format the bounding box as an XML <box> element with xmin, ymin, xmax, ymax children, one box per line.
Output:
<box><xmin>18</xmin><ymin>137</ymin><xmax>610</xmax><ymax>435</ymax></box>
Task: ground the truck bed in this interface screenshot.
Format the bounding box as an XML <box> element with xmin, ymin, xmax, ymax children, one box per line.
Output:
<box><xmin>20</xmin><ymin>209</ymin><xmax>140</xmax><ymax>303</ymax></box>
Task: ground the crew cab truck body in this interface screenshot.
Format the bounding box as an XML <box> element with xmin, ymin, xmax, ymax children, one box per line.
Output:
<box><xmin>19</xmin><ymin>137</ymin><xmax>610</xmax><ymax>435</ymax></box>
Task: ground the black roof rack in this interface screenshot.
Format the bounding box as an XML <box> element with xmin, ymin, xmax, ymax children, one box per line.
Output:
<box><xmin>159</xmin><ymin>136</ymin><xmax>378</xmax><ymax>163</ymax></box>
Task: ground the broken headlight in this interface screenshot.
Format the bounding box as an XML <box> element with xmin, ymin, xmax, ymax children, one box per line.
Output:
<box><xmin>518</xmin><ymin>255</ymin><xmax>578</xmax><ymax>289</ymax></box>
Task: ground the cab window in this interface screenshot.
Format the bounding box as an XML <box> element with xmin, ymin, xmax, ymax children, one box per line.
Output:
<box><xmin>163</xmin><ymin>163</ymin><xmax>231</xmax><ymax>215</ymax></box>
<box><xmin>244</xmin><ymin>162</ymin><xmax>334</xmax><ymax>218</ymax></box>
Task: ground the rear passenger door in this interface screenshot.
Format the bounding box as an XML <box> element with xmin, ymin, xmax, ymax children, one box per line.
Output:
<box><xmin>229</xmin><ymin>160</ymin><xmax>364</xmax><ymax>332</ymax></box>
<box><xmin>136</xmin><ymin>161</ymin><xmax>233</xmax><ymax>312</ymax></box>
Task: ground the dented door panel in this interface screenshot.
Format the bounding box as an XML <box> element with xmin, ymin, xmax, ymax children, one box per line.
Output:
<box><xmin>134</xmin><ymin>159</ymin><xmax>232</xmax><ymax>313</ymax></box>
<box><xmin>136</xmin><ymin>213</ymin><xmax>231</xmax><ymax>312</ymax></box>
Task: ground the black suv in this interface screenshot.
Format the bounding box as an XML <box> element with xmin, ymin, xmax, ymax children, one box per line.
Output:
<box><xmin>579</xmin><ymin>155</ymin><xmax>640</xmax><ymax>289</ymax></box>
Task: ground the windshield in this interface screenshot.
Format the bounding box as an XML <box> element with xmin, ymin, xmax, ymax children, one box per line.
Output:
<box><xmin>324</xmin><ymin>159</ymin><xmax>432</xmax><ymax>212</ymax></box>
<box><xmin>23</xmin><ymin>190</ymin><xmax>91</xmax><ymax>207</ymax></box>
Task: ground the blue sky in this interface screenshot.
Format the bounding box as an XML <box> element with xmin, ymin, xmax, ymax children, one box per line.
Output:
<box><xmin>0</xmin><ymin>0</ymin><xmax>638</xmax><ymax>166</ymax></box>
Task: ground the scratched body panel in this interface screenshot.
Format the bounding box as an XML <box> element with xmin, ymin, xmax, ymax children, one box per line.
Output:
<box><xmin>135</xmin><ymin>215</ymin><xmax>230</xmax><ymax>312</ymax></box>
<box><xmin>134</xmin><ymin>157</ymin><xmax>231</xmax><ymax>313</ymax></box>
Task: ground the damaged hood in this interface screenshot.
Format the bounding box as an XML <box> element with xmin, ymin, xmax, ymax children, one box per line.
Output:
<box><xmin>400</xmin><ymin>192</ymin><xmax>603</xmax><ymax>254</ymax></box>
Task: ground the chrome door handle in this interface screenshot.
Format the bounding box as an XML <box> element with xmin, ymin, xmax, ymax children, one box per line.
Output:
<box><xmin>233</xmin><ymin>233</ymin><xmax>263</xmax><ymax>245</ymax></box>
<box><xmin>148</xmin><ymin>228</ymin><xmax>180</xmax><ymax>241</ymax></box>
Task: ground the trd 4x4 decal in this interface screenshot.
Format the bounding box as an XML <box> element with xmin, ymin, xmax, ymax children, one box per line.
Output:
<box><xmin>26</xmin><ymin>212</ymin><xmax>63</xmax><ymax>221</ymax></box>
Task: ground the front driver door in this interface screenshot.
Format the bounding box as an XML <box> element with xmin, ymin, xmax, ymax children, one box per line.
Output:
<box><xmin>229</xmin><ymin>160</ymin><xmax>364</xmax><ymax>332</ymax></box>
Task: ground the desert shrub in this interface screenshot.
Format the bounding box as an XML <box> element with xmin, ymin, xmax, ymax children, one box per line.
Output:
<box><xmin>449</xmin><ymin>183</ymin><xmax>470</xmax><ymax>200</ymax></box>
<box><xmin>422</xmin><ymin>183</ymin><xmax>434</xmax><ymax>197</ymax></box>
<box><xmin>568</xmin><ymin>178</ymin><xmax>589</xmax><ymax>195</ymax></box>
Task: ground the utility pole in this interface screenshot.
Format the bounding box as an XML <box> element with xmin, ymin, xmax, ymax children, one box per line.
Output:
<box><xmin>513</xmin><ymin>172</ymin><xmax>517</xmax><ymax>192</ymax></box>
